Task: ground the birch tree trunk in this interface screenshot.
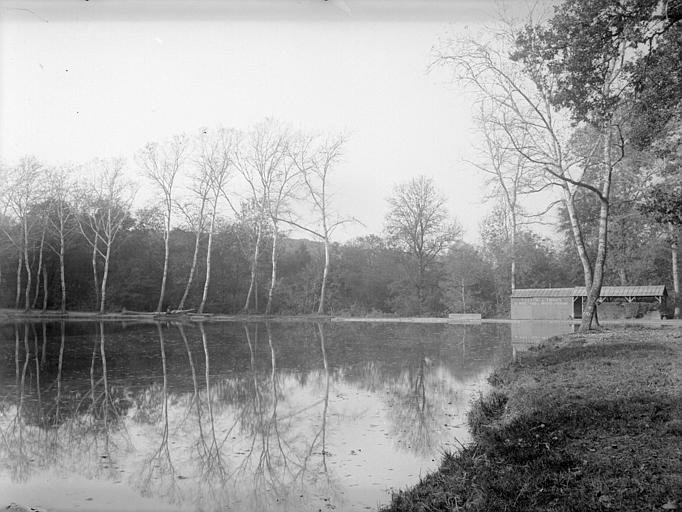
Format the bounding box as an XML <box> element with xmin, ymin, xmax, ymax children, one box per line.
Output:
<box><xmin>580</xmin><ymin>127</ymin><xmax>613</xmax><ymax>332</ymax></box>
<box><xmin>243</xmin><ymin>222</ymin><xmax>262</xmax><ymax>312</ymax></box>
<box><xmin>59</xmin><ymin>228</ymin><xmax>67</xmax><ymax>313</ymax></box>
<box><xmin>317</xmin><ymin>237</ymin><xmax>330</xmax><ymax>314</ymax></box>
<box><xmin>670</xmin><ymin>224</ymin><xmax>680</xmax><ymax>319</ymax></box>
<box><xmin>157</xmin><ymin>215</ymin><xmax>171</xmax><ymax>313</ymax></box>
<box><xmin>23</xmin><ymin>216</ymin><xmax>31</xmax><ymax>311</ymax></box>
<box><xmin>92</xmin><ymin>234</ymin><xmax>100</xmax><ymax>311</ymax></box>
<box><xmin>563</xmin><ymin>186</ymin><xmax>593</xmax><ymax>290</ymax></box>
<box><xmin>510</xmin><ymin>212</ymin><xmax>517</xmax><ymax>292</ymax></box>
<box><xmin>42</xmin><ymin>265</ymin><xmax>48</xmax><ymax>312</ymax></box>
<box><xmin>99</xmin><ymin>240</ymin><xmax>112</xmax><ymax>314</ymax></box>
<box><xmin>15</xmin><ymin>254</ymin><xmax>22</xmax><ymax>310</ymax></box>
<box><xmin>179</xmin><ymin>228</ymin><xmax>201</xmax><ymax>310</ymax></box>
<box><xmin>199</xmin><ymin>197</ymin><xmax>218</xmax><ymax>314</ymax></box>
<box><xmin>33</xmin><ymin>227</ymin><xmax>46</xmax><ymax>310</ymax></box>
<box><xmin>265</xmin><ymin>223</ymin><xmax>278</xmax><ymax>315</ymax></box>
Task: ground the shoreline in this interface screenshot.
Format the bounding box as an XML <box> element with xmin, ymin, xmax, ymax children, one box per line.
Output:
<box><xmin>1</xmin><ymin>308</ymin><xmax>681</xmax><ymax>326</ymax></box>
<box><xmin>380</xmin><ymin>326</ymin><xmax>682</xmax><ymax>511</ymax></box>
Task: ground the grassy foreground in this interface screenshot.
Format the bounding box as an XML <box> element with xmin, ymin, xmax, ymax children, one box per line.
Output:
<box><xmin>382</xmin><ymin>327</ymin><xmax>682</xmax><ymax>512</ymax></box>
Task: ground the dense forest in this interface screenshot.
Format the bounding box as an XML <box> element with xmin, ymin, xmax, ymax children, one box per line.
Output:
<box><xmin>1</xmin><ymin>0</ymin><xmax>680</xmax><ymax>322</ymax></box>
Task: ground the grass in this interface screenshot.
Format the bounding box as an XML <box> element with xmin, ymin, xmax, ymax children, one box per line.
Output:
<box><xmin>381</xmin><ymin>327</ymin><xmax>682</xmax><ymax>512</ymax></box>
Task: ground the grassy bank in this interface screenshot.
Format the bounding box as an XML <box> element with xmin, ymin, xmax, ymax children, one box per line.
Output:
<box><xmin>382</xmin><ymin>327</ymin><xmax>682</xmax><ymax>511</ymax></box>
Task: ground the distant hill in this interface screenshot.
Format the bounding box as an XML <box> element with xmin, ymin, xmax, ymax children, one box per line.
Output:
<box><xmin>279</xmin><ymin>237</ymin><xmax>324</xmax><ymax>256</ymax></box>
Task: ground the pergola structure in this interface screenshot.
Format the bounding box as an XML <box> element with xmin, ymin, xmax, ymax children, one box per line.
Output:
<box><xmin>573</xmin><ymin>285</ymin><xmax>667</xmax><ymax>304</ymax></box>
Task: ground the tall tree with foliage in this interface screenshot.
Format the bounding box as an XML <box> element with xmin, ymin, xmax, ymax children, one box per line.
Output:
<box><xmin>436</xmin><ymin>34</ymin><xmax>600</xmax><ymax>325</ymax></box>
<box><xmin>511</xmin><ymin>0</ymin><xmax>680</xmax><ymax>330</ymax></box>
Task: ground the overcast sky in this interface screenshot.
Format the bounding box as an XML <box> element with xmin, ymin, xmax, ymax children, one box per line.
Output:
<box><xmin>0</xmin><ymin>0</ymin><xmax>549</xmax><ymax>242</ymax></box>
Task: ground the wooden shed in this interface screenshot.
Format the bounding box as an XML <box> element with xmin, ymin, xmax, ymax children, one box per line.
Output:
<box><xmin>511</xmin><ymin>285</ymin><xmax>667</xmax><ymax>320</ymax></box>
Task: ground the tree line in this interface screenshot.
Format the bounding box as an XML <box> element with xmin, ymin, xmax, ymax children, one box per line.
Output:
<box><xmin>1</xmin><ymin>0</ymin><xmax>680</xmax><ymax>323</ymax></box>
<box><xmin>0</xmin><ymin>121</ymin><xmax>352</xmax><ymax>315</ymax></box>
<box><xmin>0</xmin><ymin>129</ymin><xmax>675</xmax><ymax>319</ymax></box>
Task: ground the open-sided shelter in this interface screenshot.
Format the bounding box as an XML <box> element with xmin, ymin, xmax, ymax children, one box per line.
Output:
<box><xmin>511</xmin><ymin>285</ymin><xmax>667</xmax><ymax>320</ymax></box>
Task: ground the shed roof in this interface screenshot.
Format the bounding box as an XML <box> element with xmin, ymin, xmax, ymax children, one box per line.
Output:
<box><xmin>571</xmin><ymin>285</ymin><xmax>667</xmax><ymax>297</ymax></box>
<box><xmin>511</xmin><ymin>288</ymin><xmax>575</xmax><ymax>298</ymax></box>
<box><xmin>511</xmin><ymin>285</ymin><xmax>667</xmax><ymax>299</ymax></box>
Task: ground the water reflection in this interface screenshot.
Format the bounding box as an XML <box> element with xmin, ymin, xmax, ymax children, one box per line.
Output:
<box><xmin>511</xmin><ymin>321</ymin><xmax>576</xmax><ymax>351</ymax></box>
<box><xmin>0</xmin><ymin>320</ymin><xmax>511</xmax><ymax>511</ymax></box>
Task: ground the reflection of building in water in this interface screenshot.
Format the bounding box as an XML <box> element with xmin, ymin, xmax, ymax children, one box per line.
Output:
<box><xmin>511</xmin><ymin>321</ymin><xmax>576</xmax><ymax>352</ymax></box>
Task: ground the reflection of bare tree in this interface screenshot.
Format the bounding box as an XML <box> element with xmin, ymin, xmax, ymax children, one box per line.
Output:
<box><xmin>389</xmin><ymin>353</ymin><xmax>436</xmax><ymax>456</ymax></box>
<box><xmin>382</xmin><ymin>331</ymin><xmax>473</xmax><ymax>457</ymax></box>
<box><xmin>137</xmin><ymin>323</ymin><xmax>179</xmax><ymax>502</ymax></box>
<box><xmin>197</xmin><ymin>322</ymin><xmax>227</xmax><ymax>479</ymax></box>
<box><xmin>0</xmin><ymin>322</ymin><xmax>135</xmax><ymax>491</ymax></box>
<box><xmin>177</xmin><ymin>323</ymin><xmax>200</xmax><ymax>424</ymax></box>
<box><xmin>1</xmin><ymin>323</ymin><xmax>31</xmax><ymax>482</ymax></box>
<box><xmin>54</xmin><ymin>321</ymin><xmax>66</xmax><ymax>423</ymax></box>
<box><xmin>32</xmin><ymin>324</ymin><xmax>44</xmax><ymax>426</ymax></box>
<box><xmin>313</xmin><ymin>322</ymin><xmax>331</xmax><ymax>478</ymax></box>
<box><xmin>246</xmin><ymin>321</ymin><xmax>291</xmax><ymax>503</ymax></box>
<box><xmin>76</xmin><ymin>322</ymin><xmax>125</xmax><ymax>427</ymax></box>
<box><xmin>228</xmin><ymin>322</ymin><xmax>339</xmax><ymax>509</ymax></box>
<box><xmin>67</xmin><ymin>322</ymin><xmax>128</xmax><ymax>481</ymax></box>
<box><xmin>381</xmin><ymin>339</ymin><xmax>460</xmax><ymax>457</ymax></box>
<box><xmin>0</xmin><ymin>320</ymin><xmax>493</xmax><ymax>511</ymax></box>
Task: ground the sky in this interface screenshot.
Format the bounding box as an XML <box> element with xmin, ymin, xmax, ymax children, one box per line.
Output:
<box><xmin>0</xmin><ymin>0</ymin><xmax>549</xmax><ymax>242</ymax></box>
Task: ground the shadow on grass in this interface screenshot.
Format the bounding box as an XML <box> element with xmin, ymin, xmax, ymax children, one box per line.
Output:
<box><xmin>532</xmin><ymin>342</ymin><xmax>673</xmax><ymax>366</ymax></box>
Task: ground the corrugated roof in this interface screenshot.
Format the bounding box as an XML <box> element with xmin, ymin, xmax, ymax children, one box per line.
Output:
<box><xmin>511</xmin><ymin>288</ymin><xmax>575</xmax><ymax>298</ymax></box>
<box><xmin>512</xmin><ymin>285</ymin><xmax>667</xmax><ymax>299</ymax></box>
<box><xmin>572</xmin><ymin>285</ymin><xmax>667</xmax><ymax>297</ymax></box>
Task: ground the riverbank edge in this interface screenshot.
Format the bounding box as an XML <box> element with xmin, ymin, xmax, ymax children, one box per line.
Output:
<box><xmin>380</xmin><ymin>326</ymin><xmax>682</xmax><ymax>512</ymax></box>
<box><xmin>1</xmin><ymin>308</ymin><xmax>681</xmax><ymax>326</ymax></box>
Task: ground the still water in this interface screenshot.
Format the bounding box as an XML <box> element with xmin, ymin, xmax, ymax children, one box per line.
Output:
<box><xmin>0</xmin><ymin>320</ymin><xmax>541</xmax><ymax>511</ymax></box>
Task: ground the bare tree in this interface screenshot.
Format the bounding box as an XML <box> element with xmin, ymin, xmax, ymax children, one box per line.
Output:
<box><xmin>30</xmin><ymin>208</ymin><xmax>49</xmax><ymax>311</ymax></box>
<box><xmin>470</xmin><ymin>99</ymin><xmax>552</xmax><ymax>291</ymax></box>
<box><xmin>286</xmin><ymin>134</ymin><xmax>352</xmax><ymax>314</ymax></box>
<box><xmin>176</xmin><ymin>176</ymin><xmax>210</xmax><ymax>311</ymax></box>
<box><xmin>77</xmin><ymin>158</ymin><xmax>134</xmax><ymax>313</ymax></box>
<box><xmin>137</xmin><ymin>135</ymin><xmax>188</xmax><ymax>312</ymax></box>
<box><xmin>435</xmin><ymin>36</ymin><xmax>605</xmax><ymax>329</ymax></box>
<box><xmin>234</xmin><ymin>199</ymin><xmax>268</xmax><ymax>312</ymax></box>
<box><xmin>2</xmin><ymin>157</ymin><xmax>43</xmax><ymax>311</ymax></box>
<box><xmin>235</xmin><ymin>120</ymin><xmax>299</xmax><ymax>315</ymax></box>
<box><xmin>195</xmin><ymin>127</ymin><xmax>236</xmax><ymax>313</ymax></box>
<box><xmin>385</xmin><ymin>175</ymin><xmax>462</xmax><ymax>313</ymax></box>
<box><xmin>43</xmin><ymin>166</ymin><xmax>78</xmax><ymax>313</ymax></box>
<box><xmin>0</xmin><ymin>173</ymin><xmax>25</xmax><ymax>310</ymax></box>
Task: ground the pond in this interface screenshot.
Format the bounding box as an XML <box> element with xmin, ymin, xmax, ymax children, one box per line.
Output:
<box><xmin>0</xmin><ymin>319</ymin><xmax>545</xmax><ymax>511</ymax></box>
